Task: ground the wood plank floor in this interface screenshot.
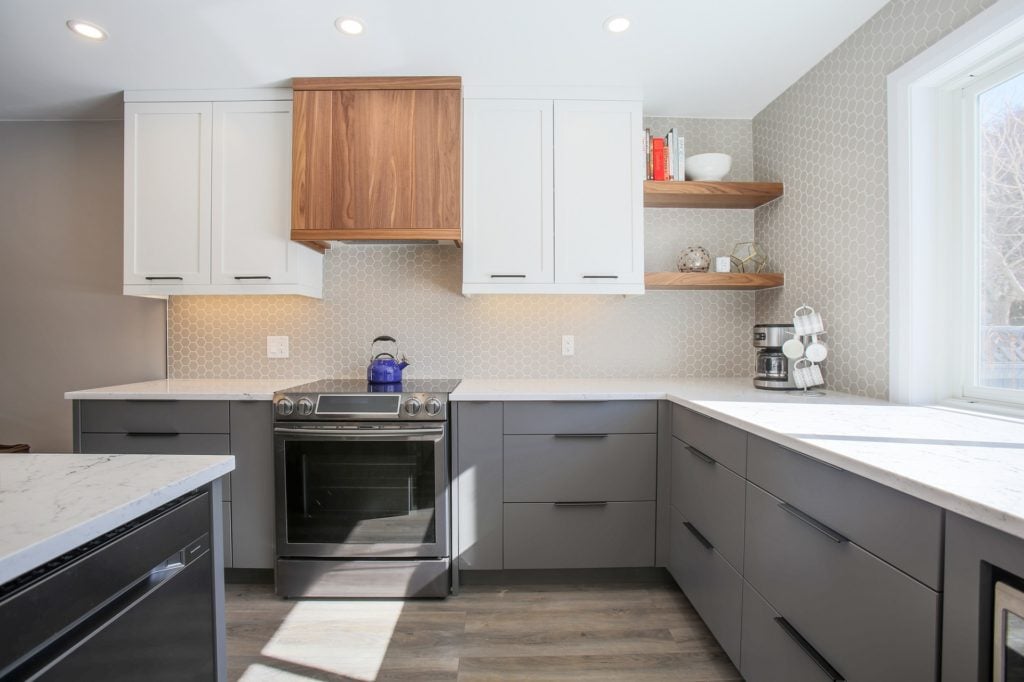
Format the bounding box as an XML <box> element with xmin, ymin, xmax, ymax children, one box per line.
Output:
<box><xmin>225</xmin><ymin>578</ymin><xmax>742</xmax><ymax>681</ymax></box>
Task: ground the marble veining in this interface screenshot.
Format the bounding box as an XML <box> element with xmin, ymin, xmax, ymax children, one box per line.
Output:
<box><xmin>452</xmin><ymin>377</ymin><xmax>1024</xmax><ymax>541</ymax></box>
<box><xmin>0</xmin><ymin>453</ymin><xmax>233</xmax><ymax>585</ymax></box>
<box><xmin>64</xmin><ymin>378</ymin><xmax>314</xmax><ymax>401</ymax></box>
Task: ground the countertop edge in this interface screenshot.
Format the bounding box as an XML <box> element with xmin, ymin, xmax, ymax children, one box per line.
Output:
<box><xmin>64</xmin><ymin>391</ymin><xmax>277</xmax><ymax>401</ymax></box>
<box><xmin>0</xmin><ymin>457</ymin><xmax>235</xmax><ymax>585</ymax></box>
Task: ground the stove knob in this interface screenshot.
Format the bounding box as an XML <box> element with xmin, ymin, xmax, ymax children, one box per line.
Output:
<box><xmin>404</xmin><ymin>398</ymin><xmax>422</xmax><ymax>416</ymax></box>
<box><xmin>297</xmin><ymin>398</ymin><xmax>314</xmax><ymax>416</ymax></box>
<box><xmin>424</xmin><ymin>397</ymin><xmax>442</xmax><ymax>416</ymax></box>
<box><xmin>275</xmin><ymin>398</ymin><xmax>294</xmax><ymax>417</ymax></box>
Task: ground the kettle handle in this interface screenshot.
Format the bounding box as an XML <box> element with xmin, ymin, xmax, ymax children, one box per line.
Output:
<box><xmin>372</xmin><ymin>335</ymin><xmax>396</xmax><ymax>344</ymax></box>
<box><xmin>370</xmin><ymin>335</ymin><xmax>398</xmax><ymax>360</ymax></box>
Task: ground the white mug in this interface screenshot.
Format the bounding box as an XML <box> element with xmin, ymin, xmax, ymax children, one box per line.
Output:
<box><xmin>782</xmin><ymin>338</ymin><xmax>805</xmax><ymax>360</ymax></box>
<box><xmin>793</xmin><ymin>305</ymin><xmax>824</xmax><ymax>337</ymax></box>
<box><xmin>793</xmin><ymin>358</ymin><xmax>824</xmax><ymax>388</ymax></box>
<box><xmin>805</xmin><ymin>335</ymin><xmax>828</xmax><ymax>363</ymax></box>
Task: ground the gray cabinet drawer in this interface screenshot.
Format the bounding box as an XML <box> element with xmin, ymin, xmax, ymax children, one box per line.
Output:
<box><xmin>80</xmin><ymin>433</ymin><xmax>231</xmax><ymax>456</ymax></box>
<box><xmin>668</xmin><ymin>507</ymin><xmax>741</xmax><ymax>666</ymax></box>
<box><xmin>503</xmin><ymin>501</ymin><xmax>655</xmax><ymax>569</ymax></box>
<box><xmin>80</xmin><ymin>400</ymin><xmax>230</xmax><ymax>434</ymax></box>
<box><xmin>503</xmin><ymin>434</ymin><xmax>656</xmax><ymax>502</ymax></box>
<box><xmin>671</xmin><ymin>405</ymin><xmax>746</xmax><ymax>474</ymax></box>
<box><xmin>740</xmin><ymin>581</ymin><xmax>838</xmax><ymax>682</ymax></box>
<box><xmin>670</xmin><ymin>436</ymin><xmax>745</xmax><ymax>570</ymax></box>
<box><xmin>746</xmin><ymin>436</ymin><xmax>943</xmax><ymax>590</ymax></box>
<box><xmin>503</xmin><ymin>401</ymin><xmax>657</xmax><ymax>435</ymax></box>
<box><xmin>744</xmin><ymin>482</ymin><xmax>940</xmax><ymax>682</ymax></box>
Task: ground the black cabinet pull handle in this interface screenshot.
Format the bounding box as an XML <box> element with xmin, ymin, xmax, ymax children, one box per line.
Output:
<box><xmin>553</xmin><ymin>433</ymin><xmax>608</xmax><ymax>439</ymax></box>
<box><xmin>774</xmin><ymin>617</ymin><xmax>845</xmax><ymax>681</ymax></box>
<box><xmin>778</xmin><ymin>502</ymin><xmax>848</xmax><ymax>543</ymax></box>
<box><xmin>234</xmin><ymin>275</ymin><xmax>272</xmax><ymax>280</ymax></box>
<box><xmin>490</xmin><ymin>274</ymin><xmax>527</xmax><ymax>278</ymax></box>
<box><xmin>683</xmin><ymin>521</ymin><xmax>713</xmax><ymax>550</ymax></box>
<box><xmin>125</xmin><ymin>432</ymin><xmax>179</xmax><ymax>438</ymax></box>
<box><xmin>582</xmin><ymin>275</ymin><xmax>619</xmax><ymax>279</ymax></box>
<box><xmin>144</xmin><ymin>276</ymin><xmax>183</xmax><ymax>281</ymax></box>
<box><xmin>685</xmin><ymin>445</ymin><xmax>715</xmax><ymax>465</ymax></box>
<box><xmin>554</xmin><ymin>501</ymin><xmax>608</xmax><ymax>507</ymax></box>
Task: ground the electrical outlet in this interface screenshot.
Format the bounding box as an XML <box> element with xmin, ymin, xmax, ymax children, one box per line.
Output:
<box><xmin>267</xmin><ymin>336</ymin><xmax>289</xmax><ymax>359</ymax></box>
<box><xmin>561</xmin><ymin>335</ymin><xmax>575</xmax><ymax>356</ymax></box>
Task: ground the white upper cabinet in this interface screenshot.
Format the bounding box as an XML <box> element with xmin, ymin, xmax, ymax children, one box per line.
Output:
<box><xmin>123</xmin><ymin>91</ymin><xmax>322</xmax><ymax>298</ymax></box>
<box><xmin>461</xmin><ymin>89</ymin><xmax>644</xmax><ymax>295</ymax></box>
<box><xmin>463</xmin><ymin>99</ymin><xmax>554</xmax><ymax>286</ymax></box>
<box><xmin>124</xmin><ymin>102</ymin><xmax>212</xmax><ymax>285</ymax></box>
<box><xmin>553</xmin><ymin>100</ymin><xmax>644</xmax><ymax>288</ymax></box>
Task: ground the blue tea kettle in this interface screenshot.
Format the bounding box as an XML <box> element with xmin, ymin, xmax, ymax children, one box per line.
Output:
<box><xmin>366</xmin><ymin>336</ymin><xmax>410</xmax><ymax>384</ymax></box>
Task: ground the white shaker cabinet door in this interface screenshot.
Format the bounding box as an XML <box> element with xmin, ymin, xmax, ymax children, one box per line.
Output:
<box><xmin>553</xmin><ymin>100</ymin><xmax>644</xmax><ymax>287</ymax></box>
<box><xmin>211</xmin><ymin>100</ymin><xmax>299</xmax><ymax>286</ymax></box>
<box><xmin>463</xmin><ymin>98</ymin><xmax>554</xmax><ymax>289</ymax></box>
<box><xmin>124</xmin><ymin>102</ymin><xmax>212</xmax><ymax>285</ymax></box>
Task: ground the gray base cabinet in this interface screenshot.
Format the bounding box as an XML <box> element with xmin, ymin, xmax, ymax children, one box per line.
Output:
<box><xmin>74</xmin><ymin>398</ymin><xmax>276</xmax><ymax>570</ymax></box>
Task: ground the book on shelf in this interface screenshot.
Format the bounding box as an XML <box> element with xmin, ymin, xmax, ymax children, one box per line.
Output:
<box><xmin>677</xmin><ymin>135</ymin><xmax>686</xmax><ymax>181</ymax></box>
<box><xmin>651</xmin><ymin>137</ymin><xmax>666</xmax><ymax>181</ymax></box>
<box><xmin>644</xmin><ymin>128</ymin><xmax>653</xmax><ymax>180</ymax></box>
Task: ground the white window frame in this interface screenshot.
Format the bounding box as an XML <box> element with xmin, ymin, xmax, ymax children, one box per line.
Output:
<box><xmin>960</xmin><ymin>57</ymin><xmax>1024</xmax><ymax>405</ymax></box>
<box><xmin>888</xmin><ymin>0</ymin><xmax>1024</xmax><ymax>413</ymax></box>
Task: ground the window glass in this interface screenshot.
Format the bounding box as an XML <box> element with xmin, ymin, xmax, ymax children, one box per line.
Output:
<box><xmin>976</xmin><ymin>70</ymin><xmax>1024</xmax><ymax>393</ymax></box>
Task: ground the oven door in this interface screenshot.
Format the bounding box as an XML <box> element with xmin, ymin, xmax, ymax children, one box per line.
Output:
<box><xmin>274</xmin><ymin>422</ymin><xmax>448</xmax><ymax>559</ymax></box>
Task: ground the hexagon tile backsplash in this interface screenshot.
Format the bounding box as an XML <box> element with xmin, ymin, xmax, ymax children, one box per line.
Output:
<box><xmin>753</xmin><ymin>0</ymin><xmax>993</xmax><ymax>399</ymax></box>
<box><xmin>167</xmin><ymin>118</ymin><xmax>759</xmax><ymax>381</ymax></box>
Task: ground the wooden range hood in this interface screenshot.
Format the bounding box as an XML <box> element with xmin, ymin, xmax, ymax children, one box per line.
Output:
<box><xmin>290</xmin><ymin>76</ymin><xmax>462</xmax><ymax>248</ymax></box>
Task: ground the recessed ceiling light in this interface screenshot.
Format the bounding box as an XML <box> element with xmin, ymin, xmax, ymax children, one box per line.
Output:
<box><xmin>66</xmin><ymin>19</ymin><xmax>107</xmax><ymax>41</ymax></box>
<box><xmin>603</xmin><ymin>16</ymin><xmax>631</xmax><ymax>33</ymax></box>
<box><xmin>335</xmin><ymin>17</ymin><xmax>365</xmax><ymax>36</ymax></box>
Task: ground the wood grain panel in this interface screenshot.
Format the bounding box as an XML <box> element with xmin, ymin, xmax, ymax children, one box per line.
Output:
<box><xmin>292</xmin><ymin>76</ymin><xmax>461</xmax><ymax>91</ymax></box>
<box><xmin>290</xmin><ymin>90</ymin><xmax>334</xmax><ymax>230</ymax></box>
<box><xmin>643</xmin><ymin>181</ymin><xmax>783</xmax><ymax>209</ymax></box>
<box><xmin>415</xmin><ymin>89</ymin><xmax>461</xmax><ymax>230</ymax></box>
<box><xmin>644</xmin><ymin>272</ymin><xmax>784</xmax><ymax>290</ymax></box>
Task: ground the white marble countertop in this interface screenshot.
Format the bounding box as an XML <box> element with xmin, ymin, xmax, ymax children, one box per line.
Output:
<box><xmin>64</xmin><ymin>378</ymin><xmax>313</xmax><ymax>401</ymax></box>
<box><xmin>451</xmin><ymin>377</ymin><xmax>1024</xmax><ymax>540</ymax></box>
<box><xmin>0</xmin><ymin>453</ymin><xmax>234</xmax><ymax>585</ymax></box>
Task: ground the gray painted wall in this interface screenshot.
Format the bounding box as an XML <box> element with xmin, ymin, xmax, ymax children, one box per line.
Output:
<box><xmin>753</xmin><ymin>0</ymin><xmax>995</xmax><ymax>398</ymax></box>
<box><xmin>0</xmin><ymin>121</ymin><xmax>166</xmax><ymax>452</ymax></box>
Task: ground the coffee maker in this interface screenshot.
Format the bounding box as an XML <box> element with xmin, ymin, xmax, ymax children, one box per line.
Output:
<box><xmin>753</xmin><ymin>323</ymin><xmax>798</xmax><ymax>390</ymax></box>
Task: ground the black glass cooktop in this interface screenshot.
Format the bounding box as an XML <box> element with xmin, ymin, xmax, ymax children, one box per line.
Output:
<box><xmin>279</xmin><ymin>379</ymin><xmax>462</xmax><ymax>395</ymax></box>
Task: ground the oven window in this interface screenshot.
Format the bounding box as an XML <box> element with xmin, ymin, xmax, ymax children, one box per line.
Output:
<box><xmin>283</xmin><ymin>439</ymin><xmax>437</xmax><ymax>545</ymax></box>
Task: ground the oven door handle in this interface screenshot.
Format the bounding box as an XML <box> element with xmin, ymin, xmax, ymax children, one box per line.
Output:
<box><xmin>274</xmin><ymin>427</ymin><xmax>445</xmax><ymax>438</ymax></box>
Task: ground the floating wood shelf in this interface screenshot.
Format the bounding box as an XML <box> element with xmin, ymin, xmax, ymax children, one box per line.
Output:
<box><xmin>645</xmin><ymin>272</ymin><xmax>784</xmax><ymax>291</ymax></box>
<box><xmin>643</xmin><ymin>181</ymin><xmax>784</xmax><ymax>209</ymax></box>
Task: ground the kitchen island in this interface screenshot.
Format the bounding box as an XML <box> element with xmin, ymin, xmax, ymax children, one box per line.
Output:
<box><xmin>0</xmin><ymin>453</ymin><xmax>233</xmax><ymax>680</ymax></box>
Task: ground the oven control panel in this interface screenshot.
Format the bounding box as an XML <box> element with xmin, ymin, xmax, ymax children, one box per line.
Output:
<box><xmin>273</xmin><ymin>392</ymin><xmax>449</xmax><ymax>421</ymax></box>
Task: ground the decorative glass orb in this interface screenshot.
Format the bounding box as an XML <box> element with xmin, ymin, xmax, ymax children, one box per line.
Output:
<box><xmin>729</xmin><ymin>241</ymin><xmax>768</xmax><ymax>273</ymax></box>
<box><xmin>677</xmin><ymin>246</ymin><xmax>711</xmax><ymax>273</ymax></box>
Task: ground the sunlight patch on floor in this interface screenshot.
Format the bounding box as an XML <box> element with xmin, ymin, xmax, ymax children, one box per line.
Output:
<box><xmin>237</xmin><ymin>662</ymin><xmax>314</xmax><ymax>681</ymax></box>
<box><xmin>251</xmin><ymin>599</ymin><xmax>406</xmax><ymax>681</ymax></box>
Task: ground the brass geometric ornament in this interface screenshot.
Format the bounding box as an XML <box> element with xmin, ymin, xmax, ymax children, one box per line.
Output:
<box><xmin>729</xmin><ymin>241</ymin><xmax>768</xmax><ymax>273</ymax></box>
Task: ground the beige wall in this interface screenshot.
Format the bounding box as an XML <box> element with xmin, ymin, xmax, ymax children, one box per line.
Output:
<box><xmin>0</xmin><ymin>121</ymin><xmax>166</xmax><ymax>452</ymax></box>
<box><xmin>753</xmin><ymin>0</ymin><xmax>995</xmax><ymax>398</ymax></box>
<box><xmin>167</xmin><ymin>117</ymin><xmax>760</xmax><ymax>381</ymax></box>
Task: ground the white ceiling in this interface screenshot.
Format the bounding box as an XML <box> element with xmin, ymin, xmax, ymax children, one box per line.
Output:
<box><xmin>0</xmin><ymin>0</ymin><xmax>890</xmax><ymax>120</ymax></box>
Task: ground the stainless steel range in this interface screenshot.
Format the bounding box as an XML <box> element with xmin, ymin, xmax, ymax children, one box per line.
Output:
<box><xmin>272</xmin><ymin>379</ymin><xmax>460</xmax><ymax>598</ymax></box>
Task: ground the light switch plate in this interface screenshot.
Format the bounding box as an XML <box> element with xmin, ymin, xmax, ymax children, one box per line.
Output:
<box><xmin>267</xmin><ymin>336</ymin><xmax>289</xmax><ymax>359</ymax></box>
<box><xmin>562</xmin><ymin>335</ymin><xmax>575</xmax><ymax>356</ymax></box>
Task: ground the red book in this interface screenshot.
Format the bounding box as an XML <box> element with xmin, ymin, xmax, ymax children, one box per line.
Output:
<box><xmin>652</xmin><ymin>138</ymin><xmax>666</xmax><ymax>181</ymax></box>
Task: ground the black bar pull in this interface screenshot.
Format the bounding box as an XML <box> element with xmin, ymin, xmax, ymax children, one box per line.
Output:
<box><xmin>553</xmin><ymin>433</ymin><xmax>608</xmax><ymax>439</ymax></box>
<box><xmin>144</xmin><ymin>276</ymin><xmax>183</xmax><ymax>281</ymax></box>
<box><xmin>553</xmin><ymin>501</ymin><xmax>608</xmax><ymax>507</ymax></box>
<box><xmin>774</xmin><ymin>617</ymin><xmax>845</xmax><ymax>681</ymax></box>
<box><xmin>490</xmin><ymin>274</ymin><xmax>527</xmax><ymax>278</ymax></box>
<box><xmin>778</xmin><ymin>502</ymin><xmax>848</xmax><ymax>543</ymax></box>
<box><xmin>125</xmin><ymin>432</ymin><xmax>179</xmax><ymax>438</ymax></box>
<box><xmin>234</xmin><ymin>275</ymin><xmax>272</xmax><ymax>280</ymax></box>
<box><xmin>582</xmin><ymin>275</ymin><xmax>619</xmax><ymax>279</ymax></box>
<box><xmin>683</xmin><ymin>521</ymin><xmax>713</xmax><ymax>550</ymax></box>
<box><xmin>685</xmin><ymin>445</ymin><xmax>715</xmax><ymax>465</ymax></box>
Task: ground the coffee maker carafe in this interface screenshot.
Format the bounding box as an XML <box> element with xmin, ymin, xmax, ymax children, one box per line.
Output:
<box><xmin>753</xmin><ymin>324</ymin><xmax>798</xmax><ymax>390</ymax></box>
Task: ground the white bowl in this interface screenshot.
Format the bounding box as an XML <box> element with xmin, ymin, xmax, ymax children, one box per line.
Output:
<box><xmin>685</xmin><ymin>153</ymin><xmax>732</xmax><ymax>181</ymax></box>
